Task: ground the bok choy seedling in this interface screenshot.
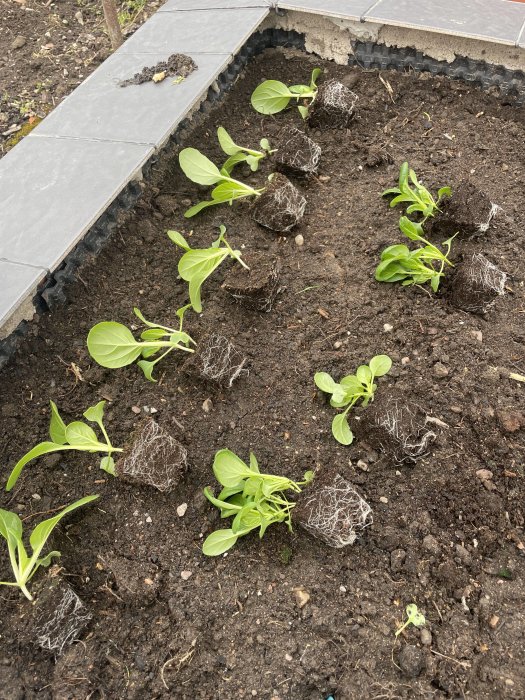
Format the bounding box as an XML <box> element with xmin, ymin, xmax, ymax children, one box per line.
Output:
<box><xmin>0</xmin><ymin>495</ymin><xmax>98</xmax><ymax>600</ymax></box>
<box><xmin>383</xmin><ymin>162</ymin><xmax>451</xmax><ymax>220</ymax></box>
<box><xmin>168</xmin><ymin>225</ymin><xmax>249</xmax><ymax>313</ymax></box>
<box><xmin>87</xmin><ymin>305</ymin><xmax>195</xmax><ymax>381</ymax></box>
<box><xmin>217</xmin><ymin>126</ymin><xmax>274</xmax><ymax>175</ymax></box>
<box><xmin>251</xmin><ymin>68</ymin><xmax>322</xmax><ymax>118</ymax></box>
<box><xmin>202</xmin><ymin>449</ymin><xmax>314</xmax><ymax>556</ymax></box>
<box><xmin>314</xmin><ymin>355</ymin><xmax>392</xmax><ymax>445</ymax></box>
<box><xmin>6</xmin><ymin>401</ymin><xmax>121</xmax><ymax>491</ymax></box>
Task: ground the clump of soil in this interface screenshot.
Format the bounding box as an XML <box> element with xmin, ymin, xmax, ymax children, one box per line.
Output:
<box><xmin>116</xmin><ymin>418</ymin><xmax>188</xmax><ymax>492</ymax></box>
<box><xmin>359</xmin><ymin>394</ymin><xmax>436</xmax><ymax>464</ymax></box>
<box><xmin>294</xmin><ymin>473</ymin><xmax>372</xmax><ymax>547</ymax></box>
<box><xmin>274</xmin><ymin>125</ymin><xmax>322</xmax><ymax>178</ymax></box>
<box><xmin>17</xmin><ymin>569</ymin><xmax>92</xmax><ymax>655</ymax></box>
<box><xmin>98</xmin><ymin>553</ymin><xmax>159</xmax><ymax>604</ymax></box>
<box><xmin>222</xmin><ymin>252</ymin><xmax>282</xmax><ymax>312</ymax></box>
<box><xmin>447</xmin><ymin>252</ymin><xmax>507</xmax><ymax>314</ymax></box>
<box><xmin>252</xmin><ymin>172</ymin><xmax>306</xmax><ymax>232</ymax></box>
<box><xmin>119</xmin><ymin>53</ymin><xmax>197</xmax><ymax>87</ymax></box>
<box><xmin>430</xmin><ymin>180</ymin><xmax>500</xmax><ymax>237</ymax></box>
<box><xmin>308</xmin><ymin>79</ymin><xmax>358</xmax><ymax>129</ymax></box>
<box><xmin>183</xmin><ymin>332</ymin><xmax>248</xmax><ymax>388</ymax></box>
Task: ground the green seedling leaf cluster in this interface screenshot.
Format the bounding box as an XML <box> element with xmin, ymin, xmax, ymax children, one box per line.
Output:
<box><xmin>217</xmin><ymin>126</ymin><xmax>274</xmax><ymax>175</ymax></box>
<box><xmin>88</xmin><ymin>305</ymin><xmax>195</xmax><ymax>381</ymax></box>
<box><xmin>202</xmin><ymin>449</ymin><xmax>314</xmax><ymax>556</ymax></box>
<box><xmin>168</xmin><ymin>225</ymin><xmax>249</xmax><ymax>313</ymax></box>
<box><xmin>251</xmin><ymin>68</ymin><xmax>321</xmax><ymax>118</ymax></box>
<box><xmin>395</xmin><ymin>603</ymin><xmax>426</xmax><ymax>637</ymax></box>
<box><xmin>6</xmin><ymin>401</ymin><xmax>122</xmax><ymax>491</ymax></box>
<box><xmin>383</xmin><ymin>161</ymin><xmax>451</xmax><ymax>220</ymax></box>
<box><xmin>314</xmin><ymin>355</ymin><xmax>392</xmax><ymax>445</ymax></box>
<box><xmin>376</xmin><ymin>216</ymin><xmax>455</xmax><ymax>292</ymax></box>
<box><xmin>0</xmin><ymin>495</ymin><xmax>98</xmax><ymax>600</ymax></box>
<box><xmin>179</xmin><ymin>147</ymin><xmax>265</xmax><ymax>218</ymax></box>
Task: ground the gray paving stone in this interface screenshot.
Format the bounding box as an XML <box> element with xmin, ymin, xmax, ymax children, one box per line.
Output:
<box><xmin>0</xmin><ymin>136</ymin><xmax>153</xmax><ymax>270</ymax></box>
<box><xmin>518</xmin><ymin>20</ymin><xmax>525</xmax><ymax>47</ymax></box>
<box><xmin>363</xmin><ymin>0</ymin><xmax>525</xmax><ymax>45</ymax></box>
<box><xmin>119</xmin><ymin>7</ymin><xmax>269</xmax><ymax>54</ymax></box>
<box><xmin>33</xmin><ymin>51</ymin><xmax>231</xmax><ymax>145</ymax></box>
<box><xmin>159</xmin><ymin>0</ymin><xmax>271</xmax><ymax>9</ymax></box>
<box><xmin>0</xmin><ymin>260</ymin><xmax>47</xmax><ymax>331</ymax></box>
<box><xmin>277</xmin><ymin>0</ymin><xmax>376</xmax><ymax>20</ymax></box>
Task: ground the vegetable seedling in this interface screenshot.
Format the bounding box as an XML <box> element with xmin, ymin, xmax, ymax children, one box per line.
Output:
<box><xmin>217</xmin><ymin>126</ymin><xmax>275</xmax><ymax>175</ymax></box>
<box><xmin>251</xmin><ymin>68</ymin><xmax>322</xmax><ymax>118</ymax></box>
<box><xmin>87</xmin><ymin>305</ymin><xmax>195</xmax><ymax>381</ymax></box>
<box><xmin>314</xmin><ymin>355</ymin><xmax>392</xmax><ymax>445</ymax></box>
<box><xmin>383</xmin><ymin>162</ymin><xmax>451</xmax><ymax>220</ymax></box>
<box><xmin>0</xmin><ymin>495</ymin><xmax>98</xmax><ymax>600</ymax></box>
<box><xmin>202</xmin><ymin>449</ymin><xmax>314</xmax><ymax>556</ymax></box>
<box><xmin>395</xmin><ymin>603</ymin><xmax>426</xmax><ymax>637</ymax></box>
<box><xmin>375</xmin><ymin>216</ymin><xmax>455</xmax><ymax>292</ymax></box>
<box><xmin>6</xmin><ymin>401</ymin><xmax>121</xmax><ymax>491</ymax></box>
<box><xmin>168</xmin><ymin>225</ymin><xmax>249</xmax><ymax>313</ymax></box>
<box><xmin>178</xmin><ymin>147</ymin><xmax>265</xmax><ymax>217</ymax></box>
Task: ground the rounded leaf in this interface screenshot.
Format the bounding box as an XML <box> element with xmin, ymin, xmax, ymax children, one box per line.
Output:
<box><xmin>251</xmin><ymin>80</ymin><xmax>291</xmax><ymax>114</ymax></box>
<box><xmin>369</xmin><ymin>355</ymin><xmax>392</xmax><ymax>377</ymax></box>
<box><xmin>213</xmin><ymin>449</ymin><xmax>251</xmax><ymax>487</ymax></box>
<box><xmin>202</xmin><ymin>529</ymin><xmax>239</xmax><ymax>556</ymax></box>
<box><xmin>87</xmin><ymin>322</ymin><xmax>142</xmax><ymax>369</ymax></box>
<box><xmin>314</xmin><ymin>372</ymin><xmax>338</xmax><ymax>394</ymax></box>
<box><xmin>65</xmin><ymin>421</ymin><xmax>100</xmax><ymax>448</ymax></box>
<box><xmin>179</xmin><ymin>148</ymin><xmax>222</xmax><ymax>186</ymax></box>
<box><xmin>217</xmin><ymin>127</ymin><xmax>240</xmax><ymax>156</ymax></box>
<box><xmin>332</xmin><ymin>414</ymin><xmax>354</xmax><ymax>446</ymax></box>
<box><xmin>356</xmin><ymin>365</ymin><xmax>372</xmax><ymax>384</ymax></box>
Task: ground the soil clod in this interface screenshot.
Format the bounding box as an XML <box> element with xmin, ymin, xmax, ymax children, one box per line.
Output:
<box><xmin>307</xmin><ymin>79</ymin><xmax>358</xmax><ymax>129</ymax></box>
<box><xmin>99</xmin><ymin>553</ymin><xmax>159</xmax><ymax>605</ymax></box>
<box><xmin>222</xmin><ymin>252</ymin><xmax>282</xmax><ymax>312</ymax></box>
<box><xmin>274</xmin><ymin>126</ymin><xmax>322</xmax><ymax>178</ymax></box>
<box><xmin>430</xmin><ymin>180</ymin><xmax>500</xmax><ymax>237</ymax></box>
<box><xmin>119</xmin><ymin>53</ymin><xmax>197</xmax><ymax>87</ymax></box>
<box><xmin>252</xmin><ymin>173</ymin><xmax>306</xmax><ymax>233</ymax></box>
<box><xmin>447</xmin><ymin>252</ymin><xmax>507</xmax><ymax>314</ymax></box>
<box><xmin>116</xmin><ymin>418</ymin><xmax>187</xmax><ymax>492</ymax></box>
<box><xmin>294</xmin><ymin>473</ymin><xmax>372</xmax><ymax>548</ymax></box>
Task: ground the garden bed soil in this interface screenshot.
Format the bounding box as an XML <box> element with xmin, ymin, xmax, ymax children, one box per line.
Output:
<box><xmin>1</xmin><ymin>49</ymin><xmax>525</xmax><ymax>700</ymax></box>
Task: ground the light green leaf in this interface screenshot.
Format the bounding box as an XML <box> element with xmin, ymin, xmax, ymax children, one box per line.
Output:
<box><xmin>213</xmin><ymin>449</ymin><xmax>252</xmax><ymax>487</ymax></box>
<box><xmin>202</xmin><ymin>529</ymin><xmax>239</xmax><ymax>556</ymax></box>
<box><xmin>310</xmin><ymin>67</ymin><xmax>322</xmax><ymax>88</ymax></box>
<box><xmin>251</xmin><ymin>80</ymin><xmax>292</xmax><ymax>115</ymax></box>
<box><xmin>65</xmin><ymin>421</ymin><xmax>99</xmax><ymax>448</ymax></box>
<box><xmin>332</xmin><ymin>413</ymin><xmax>354</xmax><ymax>446</ymax></box>
<box><xmin>179</xmin><ymin>148</ymin><xmax>223</xmax><ymax>186</ymax></box>
<box><xmin>211</xmin><ymin>180</ymin><xmax>255</xmax><ymax>202</ymax></box>
<box><xmin>83</xmin><ymin>400</ymin><xmax>106</xmax><ymax>425</ymax></box>
<box><xmin>87</xmin><ymin>322</ymin><xmax>143</xmax><ymax>369</ymax></box>
<box><xmin>246</xmin><ymin>155</ymin><xmax>260</xmax><ymax>172</ymax></box>
<box><xmin>369</xmin><ymin>355</ymin><xmax>392</xmax><ymax>378</ymax></box>
<box><xmin>178</xmin><ymin>248</ymin><xmax>227</xmax><ymax>313</ymax></box>
<box><xmin>314</xmin><ymin>372</ymin><xmax>338</xmax><ymax>394</ymax></box>
<box><xmin>356</xmin><ymin>365</ymin><xmax>372</xmax><ymax>384</ymax></box>
<box><xmin>137</xmin><ymin>359</ymin><xmax>157</xmax><ymax>382</ymax></box>
<box><xmin>49</xmin><ymin>401</ymin><xmax>67</xmax><ymax>445</ymax></box>
<box><xmin>260</xmin><ymin>138</ymin><xmax>270</xmax><ymax>151</ymax></box>
<box><xmin>100</xmin><ymin>456</ymin><xmax>116</xmax><ymax>475</ymax></box>
<box><xmin>221</xmin><ymin>152</ymin><xmax>249</xmax><ymax>175</ymax></box>
<box><xmin>184</xmin><ymin>199</ymin><xmax>221</xmax><ymax>218</ymax></box>
<box><xmin>167</xmin><ymin>230</ymin><xmax>191</xmax><ymax>251</ymax></box>
<box><xmin>217</xmin><ymin>126</ymin><xmax>240</xmax><ymax>156</ymax></box>
<box><xmin>6</xmin><ymin>442</ymin><xmax>67</xmax><ymax>492</ymax></box>
<box><xmin>0</xmin><ymin>509</ymin><xmax>23</xmax><ymax>545</ymax></box>
<box><xmin>249</xmin><ymin>453</ymin><xmax>260</xmax><ymax>474</ymax></box>
<box><xmin>297</xmin><ymin>105</ymin><xmax>309</xmax><ymax>120</ymax></box>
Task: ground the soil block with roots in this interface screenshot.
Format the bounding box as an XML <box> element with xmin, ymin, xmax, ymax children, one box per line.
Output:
<box><xmin>447</xmin><ymin>252</ymin><xmax>507</xmax><ymax>314</ymax></box>
<box><xmin>307</xmin><ymin>79</ymin><xmax>358</xmax><ymax>129</ymax></box>
<box><xmin>294</xmin><ymin>473</ymin><xmax>372</xmax><ymax>548</ymax></box>
<box><xmin>430</xmin><ymin>180</ymin><xmax>500</xmax><ymax>238</ymax></box>
<box><xmin>274</xmin><ymin>126</ymin><xmax>321</xmax><ymax>178</ymax></box>
<box><xmin>222</xmin><ymin>252</ymin><xmax>282</xmax><ymax>312</ymax></box>
<box><xmin>359</xmin><ymin>394</ymin><xmax>436</xmax><ymax>465</ymax></box>
<box><xmin>252</xmin><ymin>173</ymin><xmax>306</xmax><ymax>233</ymax></box>
<box><xmin>17</xmin><ymin>569</ymin><xmax>92</xmax><ymax>655</ymax></box>
<box><xmin>182</xmin><ymin>332</ymin><xmax>248</xmax><ymax>388</ymax></box>
<box><xmin>116</xmin><ymin>418</ymin><xmax>187</xmax><ymax>492</ymax></box>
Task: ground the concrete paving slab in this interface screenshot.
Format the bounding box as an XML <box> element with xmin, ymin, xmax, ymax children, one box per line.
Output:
<box><xmin>0</xmin><ymin>260</ymin><xmax>47</xmax><ymax>333</ymax></box>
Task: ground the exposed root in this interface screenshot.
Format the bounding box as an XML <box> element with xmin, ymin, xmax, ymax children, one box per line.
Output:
<box><xmin>376</xmin><ymin>401</ymin><xmax>436</xmax><ymax>464</ymax></box>
<box><xmin>35</xmin><ymin>585</ymin><xmax>92</xmax><ymax>656</ymax></box>
<box><xmin>200</xmin><ymin>333</ymin><xmax>248</xmax><ymax>388</ymax></box>
<box><xmin>476</xmin><ymin>202</ymin><xmax>501</xmax><ymax>233</ymax></box>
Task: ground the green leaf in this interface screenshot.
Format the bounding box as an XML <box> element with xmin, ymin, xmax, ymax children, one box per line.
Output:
<box><xmin>184</xmin><ymin>199</ymin><xmax>222</xmax><ymax>218</ymax></box>
<box><xmin>65</xmin><ymin>422</ymin><xmax>99</xmax><ymax>448</ymax></box>
<box><xmin>288</xmin><ymin>84</ymin><xmax>312</xmax><ymax>95</ymax></box>
<box><xmin>211</xmin><ymin>180</ymin><xmax>255</xmax><ymax>202</ymax></box>
<box><xmin>36</xmin><ymin>550</ymin><xmax>61</xmax><ymax>569</ymax></box>
<box><xmin>249</xmin><ymin>453</ymin><xmax>260</xmax><ymax>474</ymax></box>
<box><xmin>49</xmin><ymin>401</ymin><xmax>67</xmax><ymax>445</ymax></box>
<box><xmin>310</xmin><ymin>67</ymin><xmax>322</xmax><ymax>89</ymax></box>
<box><xmin>246</xmin><ymin>155</ymin><xmax>260</xmax><ymax>172</ymax></box>
<box><xmin>202</xmin><ymin>529</ymin><xmax>239</xmax><ymax>556</ymax></box>
<box><xmin>203</xmin><ymin>487</ymin><xmax>243</xmax><ymax>514</ymax></box>
<box><xmin>0</xmin><ymin>509</ymin><xmax>23</xmax><ymax>546</ymax></box>
<box><xmin>167</xmin><ymin>230</ymin><xmax>191</xmax><ymax>251</ymax></box>
<box><xmin>140</xmin><ymin>328</ymin><xmax>167</xmax><ymax>341</ymax></box>
<box><xmin>83</xmin><ymin>400</ymin><xmax>106</xmax><ymax>425</ymax></box>
<box><xmin>137</xmin><ymin>359</ymin><xmax>157</xmax><ymax>382</ymax></box>
<box><xmin>259</xmin><ymin>138</ymin><xmax>270</xmax><ymax>151</ymax></box>
<box><xmin>6</xmin><ymin>442</ymin><xmax>66</xmax><ymax>492</ymax></box>
<box><xmin>221</xmin><ymin>152</ymin><xmax>249</xmax><ymax>175</ymax></box>
<box><xmin>437</xmin><ymin>186</ymin><xmax>452</xmax><ymax>199</ymax></box>
<box><xmin>29</xmin><ymin>495</ymin><xmax>99</xmax><ymax>562</ymax></box>
<box><xmin>232</xmin><ymin>505</ymin><xmax>261</xmax><ymax>534</ymax></box>
<box><xmin>398</xmin><ymin>161</ymin><xmax>409</xmax><ymax>189</ymax></box>
<box><xmin>339</xmin><ymin>375</ymin><xmax>364</xmax><ymax>395</ymax></box>
<box><xmin>213</xmin><ymin>449</ymin><xmax>251</xmax><ymax>487</ymax></box>
<box><xmin>87</xmin><ymin>322</ymin><xmax>143</xmax><ymax>369</ymax></box>
<box><xmin>100</xmin><ymin>456</ymin><xmax>116</xmax><ymax>475</ymax></box>
<box><xmin>332</xmin><ymin>413</ymin><xmax>354</xmax><ymax>446</ymax></box>
<box><xmin>217</xmin><ymin>127</ymin><xmax>240</xmax><ymax>156</ymax></box>
<box><xmin>251</xmin><ymin>80</ymin><xmax>292</xmax><ymax>115</ymax></box>
<box><xmin>178</xmin><ymin>248</ymin><xmax>227</xmax><ymax>313</ymax></box>
<box><xmin>369</xmin><ymin>355</ymin><xmax>392</xmax><ymax>377</ymax></box>
<box><xmin>356</xmin><ymin>365</ymin><xmax>372</xmax><ymax>384</ymax></box>
<box><xmin>381</xmin><ymin>244</ymin><xmax>410</xmax><ymax>261</ymax></box>
<box><xmin>217</xmin><ymin>485</ymin><xmax>244</xmax><ymax>501</ymax></box>
<box><xmin>399</xmin><ymin>216</ymin><xmax>424</xmax><ymax>241</ymax></box>
<box><xmin>297</xmin><ymin>105</ymin><xmax>309</xmax><ymax>120</ymax></box>
<box><xmin>314</xmin><ymin>372</ymin><xmax>338</xmax><ymax>394</ymax></box>
<box><xmin>179</xmin><ymin>148</ymin><xmax>223</xmax><ymax>186</ymax></box>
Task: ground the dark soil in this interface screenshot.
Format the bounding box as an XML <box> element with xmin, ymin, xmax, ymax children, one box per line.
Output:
<box><xmin>430</xmin><ymin>180</ymin><xmax>496</xmax><ymax>238</ymax></box>
<box><xmin>119</xmin><ymin>53</ymin><xmax>196</xmax><ymax>87</ymax></box>
<box><xmin>252</xmin><ymin>171</ymin><xmax>306</xmax><ymax>232</ymax></box>
<box><xmin>222</xmin><ymin>251</ymin><xmax>282</xmax><ymax>312</ymax></box>
<box><xmin>1</xmin><ymin>48</ymin><xmax>525</xmax><ymax>700</ymax></box>
<box><xmin>274</xmin><ymin>126</ymin><xmax>322</xmax><ymax>178</ymax></box>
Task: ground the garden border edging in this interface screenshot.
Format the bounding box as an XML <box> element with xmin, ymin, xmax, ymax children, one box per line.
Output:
<box><xmin>1</xmin><ymin>0</ymin><xmax>524</xmax><ymax>368</ymax></box>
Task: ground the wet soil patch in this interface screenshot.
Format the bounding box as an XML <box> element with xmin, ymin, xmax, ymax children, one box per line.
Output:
<box><xmin>1</xmin><ymin>49</ymin><xmax>525</xmax><ymax>700</ymax></box>
<box><xmin>119</xmin><ymin>53</ymin><xmax>197</xmax><ymax>87</ymax></box>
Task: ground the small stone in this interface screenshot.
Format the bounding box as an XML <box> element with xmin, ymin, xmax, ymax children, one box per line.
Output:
<box><xmin>433</xmin><ymin>362</ymin><xmax>449</xmax><ymax>378</ymax></box>
<box><xmin>383</xmin><ymin>323</ymin><xmax>393</xmax><ymax>332</ymax></box>
<box><xmin>176</xmin><ymin>503</ymin><xmax>188</xmax><ymax>517</ymax></box>
<box><xmin>496</xmin><ymin>409</ymin><xmax>523</xmax><ymax>433</ymax></box>
<box><xmin>131</xmin><ymin>405</ymin><xmax>141</xmax><ymax>414</ymax></box>
<box><xmin>150</xmin><ymin>407</ymin><xmax>158</xmax><ymax>414</ymax></box>
<box><xmin>397</xmin><ymin>644</ymin><xmax>424</xmax><ymax>677</ymax></box>
<box><xmin>32</xmin><ymin>493</ymin><xmax>41</xmax><ymax>501</ymax></box>
<box><xmin>285</xmin><ymin>653</ymin><xmax>293</xmax><ymax>661</ymax></box>
<box><xmin>501</xmin><ymin>163</ymin><xmax>509</xmax><ymax>172</ymax></box>
<box><xmin>420</xmin><ymin>628</ymin><xmax>432</xmax><ymax>646</ymax></box>
<box><xmin>295</xmin><ymin>234</ymin><xmax>304</xmax><ymax>247</ymax></box>
<box><xmin>144</xmin><ymin>578</ymin><xmax>154</xmax><ymax>586</ymax></box>
<box><xmin>292</xmin><ymin>587</ymin><xmax>310</xmax><ymax>608</ymax></box>
<box><xmin>75</xmin><ymin>10</ymin><xmax>84</xmax><ymax>24</ymax></box>
<box><xmin>339</xmin><ymin>585</ymin><xmax>347</xmax><ymax>593</ymax></box>
<box><xmin>401</xmin><ymin>356</ymin><xmax>410</xmax><ymax>365</ymax></box>
<box><xmin>379</xmin><ymin>496</ymin><xmax>388</xmax><ymax>504</ymax></box>
<box><xmin>476</xmin><ymin>468</ymin><xmax>493</xmax><ymax>482</ymax></box>
<box><xmin>488</xmin><ymin>614</ymin><xmax>499</xmax><ymax>628</ymax></box>
<box><xmin>356</xmin><ymin>459</ymin><xmax>368</xmax><ymax>471</ymax></box>
<box><xmin>11</xmin><ymin>36</ymin><xmax>26</xmax><ymax>50</ymax></box>
<box><xmin>202</xmin><ymin>398</ymin><xmax>213</xmax><ymax>413</ymax></box>
<box><xmin>318</xmin><ymin>175</ymin><xmax>331</xmax><ymax>183</ymax></box>
<box><xmin>145</xmin><ymin>516</ymin><xmax>152</xmax><ymax>523</ymax></box>
<box><xmin>334</xmin><ymin>340</ymin><xmax>342</xmax><ymax>349</ymax></box>
<box><xmin>422</xmin><ymin>534</ymin><xmax>441</xmax><ymax>556</ymax></box>
<box><xmin>471</xmin><ymin>330</ymin><xmax>483</xmax><ymax>342</ymax></box>
<box><xmin>181</xmin><ymin>570</ymin><xmax>193</xmax><ymax>581</ymax></box>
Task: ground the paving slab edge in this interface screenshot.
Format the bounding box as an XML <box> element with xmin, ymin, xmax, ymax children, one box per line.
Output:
<box><xmin>1</xmin><ymin>1</ymin><xmax>524</xmax><ymax>366</ymax></box>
